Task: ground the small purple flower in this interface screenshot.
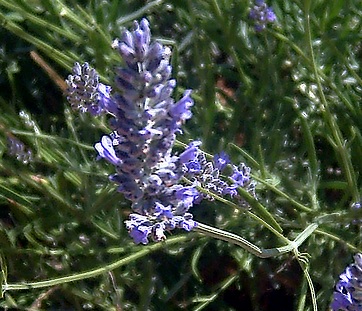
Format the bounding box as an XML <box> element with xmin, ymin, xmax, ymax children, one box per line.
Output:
<box><xmin>174</xmin><ymin>213</ymin><xmax>197</xmax><ymax>231</ymax></box>
<box><xmin>179</xmin><ymin>141</ymin><xmax>201</xmax><ymax>164</ymax></box>
<box><xmin>129</xmin><ymin>225</ymin><xmax>151</xmax><ymax>245</ymax></box>
<box><xmin>7</xmin><ymin>135</ymin><xmax>33</xmax><ymax>164</ymax></box>
<box><xmin>154</xmin><ymin>202</ymin><xmax>173</xmax><ymax>219</ymax></box>
<box><xmin>152</xmin><ymin>223</ymin><xmax>166</xmax><ymax>242</ymax></box>
<box><xmin>174</xmin><ymin>186</ymin><xmax>200</xmax><ymax>213</ymax></box>
<box><xmin>222</xmin><ymin>185</ymin><xmax>238</xmax><ymax>197</ymax></box>
<box><xmin>249</xmin><ymin>0</ymin><xmax>276</xmax><ymax>31</ymax></box>
<box><xmin>230</xmin><ymin>164</ymin><xmax>251</xmax><ymax>187</ymax></box>
<box><xmin>97</xmin><ymin>83</ymin><xmax>117</xmax><ymax>114</ymax></box>
<box><xmin>331</xmin><ymin>253</ymin><xmax>362</xmax><ymax>310</ymax></box>
<box><xmin>125</xmin><ymin>214</ymin><xmax>152</xmax><ymax>244</ymax></box>
<box><xmin>352</xmin><ymin>202</ymin><xmax>361</xmax><ymax>210</ymax></box>
<box><xmin>94</xmin><ymin>135</ymin><xmax>121</xmax><ymax>166</ymax></box>
<box><xmin>185</xmin><ymin>160</ymin><xmax>202</xmax><ymax>174</ymax></box>
<box><xmin>214</xmin><ymin>151</ymin><xmax>230</xmax><ymax>171</ymax></box>
<box><xmin>169</xmin><ymin>90</ymin><xmax>194</xmax><ymax>121</ymax></box>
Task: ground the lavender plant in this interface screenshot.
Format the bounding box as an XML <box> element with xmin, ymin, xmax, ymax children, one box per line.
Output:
<box><xmin>66</xmin><ymin>19</ymin><xmax>257</xmax><ymax>245</ymax></box>
<box><xmin>65</xmin><ymin>18</ymin><xmax>316</xmax><ymax>254</ymax></box>
<box><xmin>2</xmin><ymin>0</ymin><xmax>360</xmax><ymax>308</ymax></box>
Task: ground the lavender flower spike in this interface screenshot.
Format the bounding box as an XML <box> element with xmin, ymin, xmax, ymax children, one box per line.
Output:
<box><xmin>65</xmin><ymin>19</ymin><xmax>200</xmax><ymax>244</ymax></box>
<box><xmin>249</xmin><ymin>0</ymin><xmax>276</xmax><ymax>31</ymax></box>
<box><xmin>65</xmin><ymin>62</ymin><xmax>116</xmax><ymax>115</ymax></box>
<box><xmin>331</xmin><ymin>253</ymin><xmax>362</xmax><ymax>310</ymax></box>
<box><xmin>66</xmin><ymin>19</ymin><xmax>256</xmax><ymax>245</ymax></box>
<box><xmin>7</xmin><ymin>135</ymin><xmax>33</xmax><ymax>164</ymax></box>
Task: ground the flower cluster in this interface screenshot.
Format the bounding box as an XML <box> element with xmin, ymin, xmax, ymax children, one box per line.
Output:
<box><xmin>249</xmin><ymin>0</ymin><xmax>276</xmax><ymax>31</ymax></box>
<box><xmin>331</xmin><ymin>253</ymin><xmax>362</xmax><ymax>311</ymax></box>
<box><xmin>7</xmin><ymin>135</ymin><xmax>33</xmax><ymax>164</ymax></box>
<box><xmin>66</xmin><ymin>62</ymin><xmax>113</xmax><ymax>116</ymax></box>
<box><xmin>183</xmin><ymin>147</ymin><xmax>255</xmax><ymax>204</ymax></box>
<box><xmin>66</xmin><ymin>18</ymin><xmax>254</xmax><ymax>244</ymax></box>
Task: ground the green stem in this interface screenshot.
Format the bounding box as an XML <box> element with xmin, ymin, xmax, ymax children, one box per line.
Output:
<box><xmin>314</xmin><ymin>229</ymin><xmax>360</xmax><ymax>253</ymax></box>
<box><xmin>210</xmin><ymin>0</ymin><xmax>251</xmax><ymax>88</ymax></box>
<box><xmin>193</xmin><ymin>181</ymin><xmax>283</xmax><ymax>234</ymax></box>
<box><xmin>0</xmin><ymin>11</ymin><xmax>73</xmax><ymax>69</ymax></box>
<box><xmin>194</xmin><ymin>274</ymin><xmax>238</xmax><ymax>311</ymax></box>
<box><xmin>229</xmin><ymin>143</ymin><xmax>260</xmax><ymax>170</ymax></box>
<box><xmin>229</xmin><ymin>143</ymin><xmax>314</xmax><ymax>213</ymax></box>
<box><xmin>270</xmin><ymin>30</ymin><xmax>355</xmax><ymax>114</ymax></box>
<box><xmin>194</xmin><ymin>222</ymin><xmax>318</xmax><ymax>258</ymax></box>
<box><xmin>115</xmin><ymin>0</ymin><xmax>164</xmax><ymax>25</ymax></box>
<box><xmin>2</xmin><ymin>235</ymin><xmax>189</xmax><ymax>294</ymax></box>
<box><xmin>326</xmin><ymin>37</ymin><xmax>362</xmax><ymax>89</ymax></box>
<box><xmin>291</xmin><ymin>100</ymin><xmax>319</xmax><ymax>179</ymax></box>
<box><xmin>64</xmin><ymin>108</ymin><xmax>89</xmax><ymax>164</ymax></box>
<box><xmin>0</xmin><ymin>0</ymin><xmax>79</xmax><ymax>41</ymax></box>
<box><xmin>10</xmin><ymin>130</ymin><xmax>93</xmax><ymax>150</ymax></box>
<box><xmin>295</xmin><ymin>252</ymin><xmax>317</xmax><ymax>311</ymax></box>
<box><xmin>53</xmin><ymin>0</ymin><xmax>91</xmax><ymax>30</ymax></box>
<box><xmin>303</xmin><ymin>0</ymin><xmax>358</xmax><ymax>201</ymax></box>
<box><xmin>252</xmin><ymin>174</ymin><xmax>314</xmax><ymax>213</ymax></box>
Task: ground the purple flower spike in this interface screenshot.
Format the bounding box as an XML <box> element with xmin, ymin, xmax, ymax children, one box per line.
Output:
<box><xmin>249</xmin><ymin>0</ymin><xmax>276</xmax><ymax>31</ymax></box>
<box><xmin>184</xmin><ymin>150</ymin><xmax>254</xmax><ymax>205</ymax></box>
<box><xmin>66</xmin><ymin>18</ymin><xmax>255</xmax><ymax>245</ymax></box>
<box><xmin>331</xmin><ymin>253</ymin><xmax>362</xmax><ymax>310</ymax></box>
<box><xmin>66</xmin><ymin>62</ymin><xmax>115</xmax><ymax>115</ymax></box>
<box><xmin>7</xmin><ymin>135</ymin><xmax>33</xmax><ymax>164</ymax></box>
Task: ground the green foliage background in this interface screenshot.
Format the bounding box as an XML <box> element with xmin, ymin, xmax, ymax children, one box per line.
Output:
<box><xmin>0</xmin><ymin>0</ymin><xmax>361</xmax><ymax>310</ymax></box>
